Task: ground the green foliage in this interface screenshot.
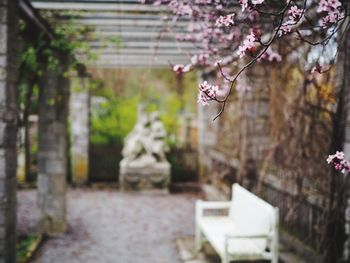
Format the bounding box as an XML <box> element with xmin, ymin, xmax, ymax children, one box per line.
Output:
<box><xmin>90</xmin><ymin>93</ymin><xmax>183</xmax><ymax>146</ymax></box>
<box><xmin>89</xmin><ymin>68</ymin><xmax>198</xmax><ymax>147</ymax></box>
<box><xmin>90</xmin><ymin>96</ymin><xmax>139</xmax><ymax>145</ymax></box>
<box><xmin>16</xmin><ymin>234</ymin><xmax>41</xmax><ymax>263</ymax></box>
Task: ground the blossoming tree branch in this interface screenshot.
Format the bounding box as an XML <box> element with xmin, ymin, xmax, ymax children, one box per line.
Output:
<box><xmin>141</xmin><ymin>0</ymin><xmax>349</xmax><ymax>171</ymax></box>
<box><xmin>142</xmin><ymin>0</ymin><xmax>347</xmax><ymax>103</ymax></box>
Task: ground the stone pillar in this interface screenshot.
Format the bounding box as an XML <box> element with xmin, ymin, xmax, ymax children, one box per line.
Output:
<box><xmin>70</xmin><ymin>73</ymin><xmax>90</xmax><ymax>185</ymax></box>
<box><xmin>37</xmin><ymin>59</ymin><xmax>69</xmax><ymax>235</ymax></box>
<box><xmin>0</xmin><ymin>0</ymin><xmax>18</xmax><ymax>262</ymax></box>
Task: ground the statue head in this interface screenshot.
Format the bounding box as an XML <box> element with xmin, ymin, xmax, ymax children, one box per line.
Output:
<box><xmin>150</xmin><ymin>111</ymin><xmax>160</xmax><ymax>122</ymax></box>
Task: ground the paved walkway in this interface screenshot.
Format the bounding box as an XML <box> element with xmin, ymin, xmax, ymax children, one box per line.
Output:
<box><xmin>17</xmin><ymin>189</ymin><xmax>200</xmax><ymax>263</ymax></box>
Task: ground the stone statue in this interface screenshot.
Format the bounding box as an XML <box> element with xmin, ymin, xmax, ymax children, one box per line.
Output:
<box><xmin>119</xmin><ymin>105</ymin><xmax>171</xmax><ymax>191</ymax></box>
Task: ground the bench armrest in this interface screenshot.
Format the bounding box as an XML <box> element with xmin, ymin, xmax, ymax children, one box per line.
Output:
<box><xmin>196</xmin><ymin>200</ymin><xmax>231</xmax><ymax>220</ymax></box>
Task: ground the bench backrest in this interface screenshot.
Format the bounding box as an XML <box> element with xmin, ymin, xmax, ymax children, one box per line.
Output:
<box><xmin>228</xmin><ymin>183</ymin><xmax>277</xmax><ymax>250</ymax></box>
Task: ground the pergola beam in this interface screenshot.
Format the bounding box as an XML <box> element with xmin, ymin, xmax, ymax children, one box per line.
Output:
<box><xmin>94</xmin><ymin>25</ymin><xmax>186</xmax><ymax>33</ymax></box>
<box><xmin>92</xmin><ymin>49</ymin><xmax>196</xmax><ymax>56</ymax></box>
<box><xmin>31</xmin><ymin>1</ymin><xmax>168</xmax><ymax>12</ymax></box>
<box><xmin>59</xmin><ymin>18</ymin><xmax>188</xmax><ymax>27</ymax></box>
<box><xmin>20</xmin><ymin>0</ymin><xmax>54</xmax><ymax>39</ymax></box>
<box><xmin>91</xmin><ymin>31</ymin><xmax>189</xmax><ymax>40</ymax></box>
<box><xmin>88</xmin><ymin>41</ymin><xmax>196</xmax><ymax>49</ymax></box>
<box><xmin>29</xmin><ymin>0</ymin><xmax>197</xmax><ymax>68</ymax></box>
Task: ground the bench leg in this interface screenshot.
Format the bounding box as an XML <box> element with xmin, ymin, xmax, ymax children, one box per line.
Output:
<box><xmin>221</xmin><ymin>255</ymin><xmax>229</xmax><ymax>263</ymax></box>
<box><xmin>272</xmin><ymin>254</ymin><xmax>278</xmax><ymax>263</ymax></box>
<box><xmin>195</xmin><ymin>225</ymin><xmax>202</xmax><ymax>253</ymax></box>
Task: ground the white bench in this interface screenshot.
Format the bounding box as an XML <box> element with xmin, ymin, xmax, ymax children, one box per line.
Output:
<box><xmin>195</xmin><ymin>183</ymin><xmax>279</xmax><ymax>263</ymax></box>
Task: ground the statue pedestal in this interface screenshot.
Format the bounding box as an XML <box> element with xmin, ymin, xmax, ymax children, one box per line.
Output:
<box><xmin>119</xmin><ymin>159</ymin><xmax>171</xmax><ymax>191</ymax></box>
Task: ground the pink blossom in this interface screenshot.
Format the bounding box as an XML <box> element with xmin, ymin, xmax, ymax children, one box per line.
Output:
<box><xmin>173</xmin><ymin>64</ymin><xmax>191</xmax><ymax>74</ymax></box>
<box><xmin>327</xmin><ymin>151</ymin><xmax>350</xmax><ymax>174</ymax></box>
<box><xmin>240</xmin><ymin>0</ymin><xmax>264</xmax><ymax>11</ymax></box>
<box><xmin>215</xmin><ymin>13</ymin><xmax>235</xmax><ymax>27</ymax></box>
<box><xmin>320</xmin><ymin>10</ymin><xmax>344</xmax><ymax>28</ymax></box>
<box><xmin>168</xmin><ymin>1</ymin><xmax>193</xmax><ymax>16</ymax></box>
<box><xmin>289</xmin><ymin>6</ymin><xmax>303</xmax><ymax>22</ymax></box>
<box><xmin>278</xmin><ymin>24</ymin><xmax>292</xmax><ymax>37</ymax></box>
<box><xmin>317</xmin><ymin>0</ymin><xmax>344</xmax><ymax>28</ymax></box>
<box><xmin>197</xmin><ymin>81</ymin><xmax>219</xmax><ymax>106</ymax></box>
<box><xmin>251</xmin><ymin>0</ymin><xmax>264</xmax><ymax>4</ymax></box>
<box><xmin>237</xmin><ymin>32</ymin><xmax>256</xmax><ymax>58</ymax></box>
<box><xmin>317</xmin><ymin>0</ymin><xmax>342</xmax><ymax>13</ymax></box>
<box><xmin>239</xmin><ymin>0</ymin><xmax>249</xmax><ymax>12</ymax></box>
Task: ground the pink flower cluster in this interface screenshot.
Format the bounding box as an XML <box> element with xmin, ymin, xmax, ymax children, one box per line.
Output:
<box><xmin>237</xmin><ymin>31</ymin><xmax>256</xmax><ymax>58</ymax></box>
<box><xmin>239</xmin><ymin>0</ymin><xmax>264</xmax><ymax>12</ymax></box>
<box><xmin>197</xmin><ymin>81</ymin><xmax>218</xmax><ymax>106</ymax></box>
<box><xmin>278</xmin><ymin>24</ymin><xmax>291</xmax><ymax>37</ymax></box>
<box><xmin>173</xmin><ymin>53</ymin><xmax>210</xmax><ymax>74</ymax></box>
<box><xmin>215</xmin><ymin>13</ymin><xmax>235</xmax><ymax>27</ymax></box>
<box><xmin>289</xmin><ymin>6</ymin><xmax>303</xmax><ymax>22</ymax></box>
<box><xmin>173</xmin><ymin>64</ymin><xmax>191</xmax><ymax>74</ymax></box>
<box><xmin>317</xmin><ymin>0</ymin><xmax>344</xmax><ymax>28</ymax></box>
<box><xmin>327</xmin><ymin>151</ymin><xmax>350</xmax><ymax>174</ymax></box>
<box><xmin>278</xmin><ymin>5</ymin><xmax>303</xmax><ymax>37</ymax></box>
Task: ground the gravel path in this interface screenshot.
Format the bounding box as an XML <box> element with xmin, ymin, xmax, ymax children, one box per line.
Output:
<box><xmin>17</xmin><ymin>189</ymin><xmax>200</xmax><ymax>263</ymax></box>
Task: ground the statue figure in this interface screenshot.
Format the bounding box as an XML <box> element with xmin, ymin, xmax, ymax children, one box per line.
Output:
<box><xmin>122</xmin><ymin>104</ymin><xmax>154</xmax><ymax>164</ymax></box>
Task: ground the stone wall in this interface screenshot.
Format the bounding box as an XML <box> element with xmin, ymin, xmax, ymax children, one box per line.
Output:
<box><xmin>0</xmin><ymin>0</ymin><xmax>18</xmax><ymax>262</ymax></box>
<box><xmin>37</xmin><ymin>63</ymin><xmax>69</xmax><ymax>235</ymax></box>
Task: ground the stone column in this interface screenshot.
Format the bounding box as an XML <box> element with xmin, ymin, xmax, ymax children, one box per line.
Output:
<box><xmin>70</xmin><ymin>73</ymin><xmax>90</xmax><ymax>185</ymax></box>
<box><xmin>0</xmin><ymin>0</ymin><xmax>18</xmax><ymax>262</ymax></box>
<box><xmin>37</xmin><ymin>59</ymin><xmax>69</xmax><ymax>235</ymax></box>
